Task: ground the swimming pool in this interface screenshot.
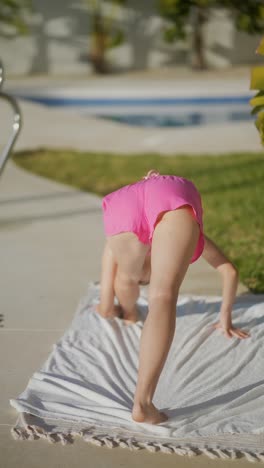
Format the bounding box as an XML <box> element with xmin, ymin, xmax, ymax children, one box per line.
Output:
<box><xmin>96</xmin><ymin>107</ymin><xmax>253</xmax><ymax>128</ymax></box>
<box><xmin>13</xmin><ymin>91</ymin><xmax>254</xmax><ymax>128</ymax></box>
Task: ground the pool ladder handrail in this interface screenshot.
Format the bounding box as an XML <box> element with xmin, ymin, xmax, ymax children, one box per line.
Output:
<box><xmin>0</xmin><ymin>59</ymin><xmax>22</xmax><ymax>177</ymax></box>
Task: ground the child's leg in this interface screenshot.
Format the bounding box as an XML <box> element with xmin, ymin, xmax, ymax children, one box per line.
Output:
<box><xmin>107</xmin><ymin>232</ymin><xmax>149</xmax><ymax>322</ymax></box>
<box><xmin>132</xmin><ymin>207</ymin><xmax>200</xmax><ymax>424</ymax></box>
<box><xmin>97</xmin><ymin>240</ymin><xmax>120</xmax><ymax>318</ymax></box>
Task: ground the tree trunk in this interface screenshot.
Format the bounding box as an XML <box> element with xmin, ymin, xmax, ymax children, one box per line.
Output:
<box><xmin>192</xmin><ymin>6</ymin><xmax>207</xmax><ymax>70</ymax></box>
<box><xmin>90</xmin><ymin>10</ymin><xmax>108</xmax><ymax>74</ymax></box>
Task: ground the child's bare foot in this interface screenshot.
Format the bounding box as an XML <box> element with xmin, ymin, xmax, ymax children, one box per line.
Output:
<box><xmin>132</xmin><ymin>402</ymin><xmax>168</xmax><ymax>424</ymax></box>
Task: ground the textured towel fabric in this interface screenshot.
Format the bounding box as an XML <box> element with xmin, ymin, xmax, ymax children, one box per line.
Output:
<box><xmin>10</xmin><ymin>283</ymin><xmax>264</xmax><ymax>458</ymax></box>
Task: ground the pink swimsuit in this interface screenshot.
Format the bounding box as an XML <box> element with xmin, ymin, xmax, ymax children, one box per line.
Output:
<box><xmin>102</xmin><ymin>173</ymin><xmax>205</xmax><ymax>264</ymax></box>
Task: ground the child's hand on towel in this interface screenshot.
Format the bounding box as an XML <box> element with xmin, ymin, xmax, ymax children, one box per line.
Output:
<box><xmin>212</xmin><ymin>321</ymin><xmax>250</xmax><ymax>339</ymax></box>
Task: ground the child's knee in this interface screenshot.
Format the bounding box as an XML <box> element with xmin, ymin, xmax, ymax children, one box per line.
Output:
<box><xmin>115</xmin><ymin>269</ymin><xmax>141</xmax><ymax>288</ymax></box>
<box><xmin>148</xmin><ymin>284</ymin><xmax>179</xmax><ymax>303</ymax></box>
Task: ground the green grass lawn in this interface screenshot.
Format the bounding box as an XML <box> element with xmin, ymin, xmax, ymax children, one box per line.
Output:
<box><xmin>12</xmin><ymin>149</ymin><xmax>264</xmax><ymax>293</ymax></box>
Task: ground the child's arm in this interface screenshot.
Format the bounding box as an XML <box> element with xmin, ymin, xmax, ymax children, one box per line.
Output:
<box><xmin>138</xmin><ymin>253</ymin><xmax>151</xmax><ymax>285</ymax></box>
<box><xmin>202</xmin><ymin>234</ymin><xmax>250</xmax><ymax>339</ymax></box>
<box><xmin>96</xmin><ymin>241</ymin><xmax>121</xmax><ymax>318</ymax></box>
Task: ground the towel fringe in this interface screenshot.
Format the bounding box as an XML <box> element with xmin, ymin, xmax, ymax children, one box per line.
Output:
<box><xmin>118</xmin><ymin>438</ymin><xmax>130</xmax><ymax>449</ymax></box>
<box><xmin>243</xmin><ymin>451</ymin><xmax>261</xmax><ymax>463</ymax></box>
<box><xmin>201</xmin><ymin>448</ymin><xmax>219</xmax><ymax>459</ymax></box>
<box><xmin>89</xmin><ymin>435</ymin><xmax>105</xmax><ymax>447</ymax></box>
<box><xmin>47</xmin><ymin>433</ymin><xmax>57</xmax><ymax>443</ymax></box>
<box><xmin>56</xmin><ymin>432</ymin><xmax>71</xmax><ymax>445</ymax></box>
<box><xmin>129</xmin><ymin>440</ymin><xmax>142</xmax><ymax>450</ymax></box>
<box><xmin>10</xmin><ymin>424</ymin><xmax>264</xmax><ymax>461</ymax></box>
<box><xmin>186</xmin><ymin>447</ymin><xmax>198</xmax><ymax>456</ymax></box>
<box><xmin>102</xmin><ymin>436</ymin><xmax>116</xmax><ymax>448</ymax></box>
<box><xmin>213</xmin><ymin>448</ymin><xmax>231</xmax><ymax>459</ymax></box>
<box><xmin>144</xmin><ymin>442</ymin><xmax>160</xmax><ymax>453</ymax></box>
<box><xmin>11</xmin><ymin>427</ymin><xmax>26</xmax><ymax>440</ymax></box>
<box><xmin>229</xmin><ymin>449</ymin><xmax>239</xmax><ymax>459</ymax></box>
<box><xmin>157</xmin><ymin>443</ymin><xmax>174</xmax><ymax>454</ymax></box>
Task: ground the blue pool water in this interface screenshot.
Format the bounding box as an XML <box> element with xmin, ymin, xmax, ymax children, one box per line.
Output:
<box><xmin>15</xmin><ymin>94</ymin><xmax>254</xmax><ymax>128</ymax></box>
<box><xmin>96</xmin><ymin>110</ymin><xmax>253</xmax><ymax>128</ymax></box>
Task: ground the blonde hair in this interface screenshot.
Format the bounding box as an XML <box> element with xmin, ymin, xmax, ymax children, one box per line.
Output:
<box><xmin>142</xmin><ymin>169</ymin><xmax>160</xmax><ymax>180</ymax></box>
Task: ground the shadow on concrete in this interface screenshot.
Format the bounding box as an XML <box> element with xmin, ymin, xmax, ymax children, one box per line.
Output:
<box><xmin>0</xmin><ymin>206</ymin><xmax>101</xmax><ymax>228</ymax></box>
<box><xmin>0</xmin><ymin>190</ymin><xmax>96</xmax><ymax>205</ymax></box>
<box><xmin>0</xmin><ymin>313</ymin><xmax>4</xmax><ymax>327</ymax></box>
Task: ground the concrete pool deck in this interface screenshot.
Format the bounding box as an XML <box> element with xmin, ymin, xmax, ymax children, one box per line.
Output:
<box><xmin>0</xmin><ymin>67</ymin><xmax>260</xmax><ymax>468</ymax></box>
<box><xmin>2</xmin><ymin>98</ymin><xmax>261</xmax><ymax>155</ymax></box>
<box><xmin>3</xmin><ymin>66</ymin><xmax>262</xmax><ymax>155</ymax></box>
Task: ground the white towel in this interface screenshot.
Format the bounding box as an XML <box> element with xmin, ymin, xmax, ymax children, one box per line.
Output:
<box><xmin>10</xmin><ymin>282</ymin><xmax>264</xmax><ymax>460</ymax></box>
